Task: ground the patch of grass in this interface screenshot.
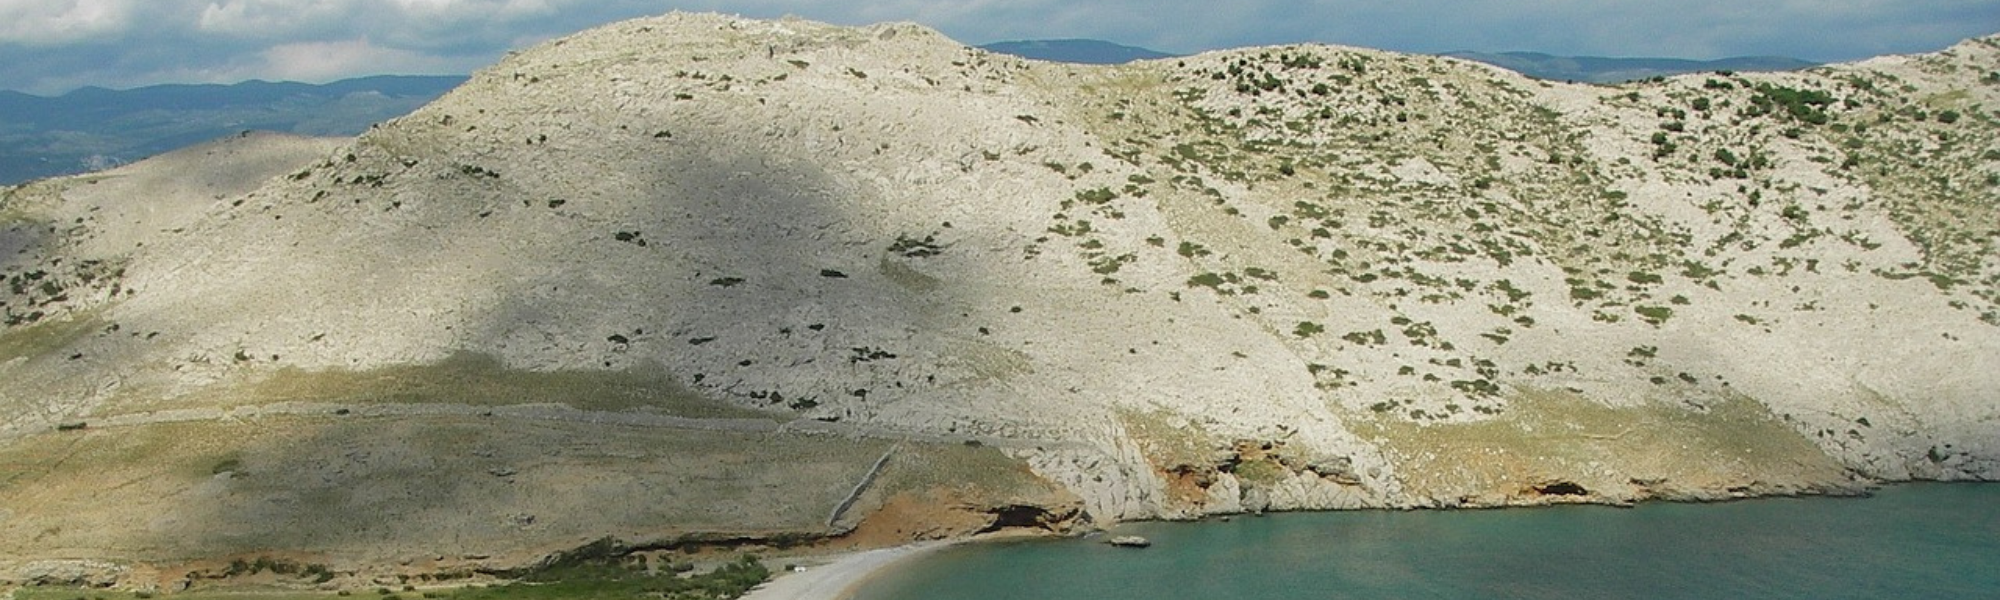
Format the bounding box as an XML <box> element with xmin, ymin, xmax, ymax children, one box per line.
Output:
<box><xmin>20</xmin><ymin>555</ymin><xmax>771</xmax><ymax>600</ymax></box>
<box><xmin>0</xmin><ymin>415</ymin><xmax>899</xmax><ymax>560</ymax></box>
<box><xmin>870</xmin><ymin>441</ymin><xmax>1054</xmax><ymax>499</ymax></box>
<box><xmin>0</xmin><ymin>205</ymin><xmax>39</xmax><ymax>227</ymax></box>
<box><xmin>1118</xmin><ymin>408</ymin><xmax>1217</xmax><ymax>471</ymax></box>
<box><xmin>238</xmin><ymin>351</ymin><xmax>771</xmax><ymax>418</ymax></box>
<box><xmin>508</xmin><ymin>539</ymin><xmax>769</xmax><ymax>597</ymax></box>
<box><xmin>1231</xmin><ymin>459</ymin><xmax>1288</xmax><ymax>487</ymax></box>
<box><xmin>17</xmin><ymin>590</ymin><xmax>334</xmax><ymax>600</ymax></box>
<box><xmin>1360</xmin><ymin>388</ymin><xmax>1847</xmax><ymax>501</ymax></box>
<box><xmin>0</xmin><ymin>310</ymin><xmax>103</xmax><ymax>364</ymax></box>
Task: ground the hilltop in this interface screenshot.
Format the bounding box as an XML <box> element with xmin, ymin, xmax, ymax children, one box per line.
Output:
<box><xmin>1</xmin><ymin>13</ymin><xmax>1996</xmax><ymax>589</ymax></box>
<box><xmin>0</xmin><ymin>47</ymin><xmax>1824</xmax><ymax>188</ymax></box>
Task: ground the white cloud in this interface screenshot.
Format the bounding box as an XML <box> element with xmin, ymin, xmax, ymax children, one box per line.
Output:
<box><xmin>0</xmin><ymin>0</ymin><xmax>142</xmax><ymax>46</ymax></box>
<box><xmin>197</xmin><ymin>0</ymin><xmax>351</xmax><ymax>37</ymax></box>
<box><xmin>0</xmin><ymin>0</ymin><xmax>1994</xmax><ymax>94</ymax></box>
<box><xmin>258</xmin><ymin>37</ymin><xmax>471</xmax><ymax>80</ymax></box>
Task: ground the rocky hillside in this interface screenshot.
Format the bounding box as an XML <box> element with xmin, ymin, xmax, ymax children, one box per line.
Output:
<box><xmin>2</xmin><ymin>13</ymin><xmax>1996</xmax><ymax>585</ymax></box>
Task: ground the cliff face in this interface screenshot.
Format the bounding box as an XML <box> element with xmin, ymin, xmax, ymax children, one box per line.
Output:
<box><xmin>2</xmin><ymin>13</ymin><xmax>1996</xmax><ymax>578</ymax></box>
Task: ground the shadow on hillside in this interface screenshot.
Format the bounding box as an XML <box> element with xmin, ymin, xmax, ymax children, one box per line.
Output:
<box><xmin>114</xmin><ymin>414</ymin><xmax>894</xmax><ymax>566</ymax></box>
<box><xmin>146</xmin><ymin>89</ymin><xmax>981</xmax><ymax>565</ymax></box>
<box><xmin>452</xmin><ymin>135</ymin><xmax>939</xmax><ymax>416</ymax></box>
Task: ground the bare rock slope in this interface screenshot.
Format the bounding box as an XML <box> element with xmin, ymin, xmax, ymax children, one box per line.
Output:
<box><xmin>2</xmin><ymin>13</ymin><xmax>1997</xmax><ymax>581</ymax></box>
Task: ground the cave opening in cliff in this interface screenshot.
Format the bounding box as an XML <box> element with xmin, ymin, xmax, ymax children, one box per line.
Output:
<box><xmin>1533</xmin><ymin>481</ymin><xmax>1591</xmax><ymax>496</ymax></box>
<box><xmin>977</xmin><ymin>505</ymin><xmax>1062</xmax><ymax>534</ymax></box>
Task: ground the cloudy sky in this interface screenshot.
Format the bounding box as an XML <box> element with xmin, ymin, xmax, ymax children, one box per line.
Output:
<box><xmin>3</xmin><ymin>0</ymin><xmax>1996</xmax><ymax>95</ymax></box>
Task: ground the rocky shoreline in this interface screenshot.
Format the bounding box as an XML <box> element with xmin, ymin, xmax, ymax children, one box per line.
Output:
<box><xmin>0</xmin><ymin>476</ymin><xmax>1899</xmax><ymax>595</ymax></box>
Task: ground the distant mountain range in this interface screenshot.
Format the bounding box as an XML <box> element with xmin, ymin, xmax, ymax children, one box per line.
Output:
<box><xmin>977</xmin><ymin>38</ymin><xmax>1177</xmax><ymax>64</ymax></box>
<box><xmin>1439</xmin><ymin>51</ymin><xmax>1820</xmax><ymax>83</ymax></box>
<box><xmin>0</xmin><ymin>42</ymin><xmax>1819</xmax><ymax>186</ymax></box>
<box><xmin>0</xmin><ymin>75</ymin><xmax>466</xmax><ymax>185</ymax></box>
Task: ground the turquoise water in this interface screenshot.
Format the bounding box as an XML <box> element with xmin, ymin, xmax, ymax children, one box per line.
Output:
<box><xmin>852</xmin><ymin>484</ymin><xmax>2000</xmax><ymax>600</ymax></box>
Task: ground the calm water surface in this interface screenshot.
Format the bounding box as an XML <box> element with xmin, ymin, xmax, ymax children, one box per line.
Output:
<box><xmin>852</xmin><ymin>484</ymin><xmax>2000</xmax><ymax>600</ymax></box>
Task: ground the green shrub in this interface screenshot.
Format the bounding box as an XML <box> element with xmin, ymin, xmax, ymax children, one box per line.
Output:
<box><xmin>1634</xmin><ymin>305</ymin><xmax>1674</xmax><ymax>325</ymax></box>
<box><xmin>1187</xmin><ymin>272</ymin><xmax>1227</xmax><ymax>288</ymax></box>
<box><xmin>888</xmin><ymin>234</ymin><xmax>945</xmax><ymax>257</ymax></box>
<box><xmin>1748</xmin><ymin>83</ymin><xmax>1834</xmax><ymax>124</ymax></box>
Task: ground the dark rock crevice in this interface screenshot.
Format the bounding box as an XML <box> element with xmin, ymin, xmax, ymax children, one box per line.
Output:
<box><xmin>1531</xmin><ymin>480</ymin><xmax>1590</xmax><ymax>496</ymax></box>
<box><xmin>974</xmin><ymin>503</ymin><xmax>1087</xmax><ymax>535</ymax></box>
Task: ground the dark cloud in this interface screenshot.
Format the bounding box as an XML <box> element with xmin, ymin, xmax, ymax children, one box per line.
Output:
<box><xmin>1</xmin><ymin>0</ymin><xmax>1993</xmax><ymax>94</ymax></box>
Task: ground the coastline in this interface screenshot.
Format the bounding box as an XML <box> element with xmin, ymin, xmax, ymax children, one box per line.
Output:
<box><xmin>741</xmin><ymin>541</ymin><xmax>956</xmax><ymax>600</ymax></box>
<box><xmin>734</xmin><ymin>482</ymin><xmax>1893</xmax><ymax>599</ymax></box>
<box><xmin>733</xmin><ymin>484</ymin><xmax>2000</xmax><ymax>600</ymax></box>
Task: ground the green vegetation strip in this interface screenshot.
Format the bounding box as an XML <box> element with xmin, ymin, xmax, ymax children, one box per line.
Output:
<box><xmin>174</xmin><ymin>352</ymin><xmax>773</xmax><ymax>419</ymax></box>
<box><xmin>13</xmin><ymin>553</ymin><xmax>771</xmax><ymax>600</ymax></box>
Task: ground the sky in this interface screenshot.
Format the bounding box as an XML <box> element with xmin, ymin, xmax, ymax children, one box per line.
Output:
<box><xmin>2</xmin><ymin>0</ymin><xmax>1997</xmax><ymax>95</ymax></box>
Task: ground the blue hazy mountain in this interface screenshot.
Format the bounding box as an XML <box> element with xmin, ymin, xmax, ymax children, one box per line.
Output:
<box><xmin>1441</xmin><ymin>51</ymin><xmax>1819</xmax><ymax>83</ymax></box>
<box><xmin>0</xmin><ymin>75</ymin><xmax>466</xmax><ymax>185</ymax></box>
<box><xmin>978</xmin><ymin>39</ymin><xmax>1177</xmax><ymax>64</ymax></box>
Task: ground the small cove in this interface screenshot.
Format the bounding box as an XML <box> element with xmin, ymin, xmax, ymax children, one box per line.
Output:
<box><xmin>851</xmin><ymin>484</ymin><xmax>2000</xmax><ymax>599</ymax></box>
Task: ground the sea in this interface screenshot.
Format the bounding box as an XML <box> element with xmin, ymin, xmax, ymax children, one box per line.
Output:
<box><xmin>850</xmin><ymin>484</ymin><xmax>2000</xmax><ymax>600</ymax></box>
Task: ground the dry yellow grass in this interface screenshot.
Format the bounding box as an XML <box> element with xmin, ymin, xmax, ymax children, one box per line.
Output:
<box><xmin>0</xmin><ymin>415</ymin><xmax>897</xmax><ymax>562</ymax></box>
<box><xmin>1359</xmin><ymin>388</ymin><xmax>1849</xmax><ymax>503</ymax></box>
<box><xmin>100</xmin><ymin>351</ymin><xmax>778</xmax><ymax>419</ymax></box>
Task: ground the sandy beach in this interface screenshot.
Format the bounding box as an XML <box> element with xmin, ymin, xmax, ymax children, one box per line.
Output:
<box><xmin>740</xmin><ymin>542</ymin><xmax>955</xmax><ymax>600</ymax></box>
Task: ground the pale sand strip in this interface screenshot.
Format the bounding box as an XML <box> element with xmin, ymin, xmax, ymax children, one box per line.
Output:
<box><xmin>742</xmin><ymin>542</ymin><xmax>953</xmax><ymax>600</ymax></box>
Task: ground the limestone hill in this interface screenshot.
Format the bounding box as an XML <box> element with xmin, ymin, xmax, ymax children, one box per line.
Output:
<box><xmin>2</xmin><ymin>13</ymin><xmax>1996</xmax><ymax>587</ymax></box>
